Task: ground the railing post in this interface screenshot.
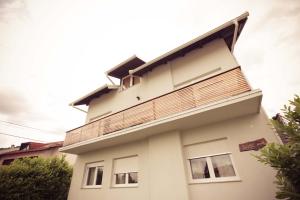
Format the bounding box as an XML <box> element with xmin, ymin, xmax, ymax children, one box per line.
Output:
<box><xmin>153</xmin><ymin>100</ymin><xmax>156</xmax><ymax>120</ymax></box>
<box><xmin>79</xmin><ymin>127</ymin><xmax>83</xmax><ymax>143</ymax></box>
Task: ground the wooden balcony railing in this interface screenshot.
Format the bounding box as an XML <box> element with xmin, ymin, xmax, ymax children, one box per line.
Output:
<box><xmin>64</xmin><ymin>68</ymin><xmax>250</xmax><ymax>146</ymax></box>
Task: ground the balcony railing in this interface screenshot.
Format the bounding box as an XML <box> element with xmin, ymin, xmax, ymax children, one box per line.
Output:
<box><xmin>64</xmin><ymin>67</ymin><xmax>250</xmax><ymax>146</ymax></box>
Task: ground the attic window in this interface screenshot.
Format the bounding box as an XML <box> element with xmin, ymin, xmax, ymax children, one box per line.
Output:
<box><xmin>121</xmin><ymin>75</ymin><xmax>140</xmax><ymax>91</ymax></box>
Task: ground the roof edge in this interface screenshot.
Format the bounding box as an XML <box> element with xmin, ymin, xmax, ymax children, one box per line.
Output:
<box><xmin>69</xmin><ymin>84</ymin><xmax>119</xmax><ymax>106</ymax></box>
<box><xmin>105</xmin><ymin>55</ymin><xmax>138</xmax><ymax>75</ymax></box>
<box><xmin>106</xmin><ymin>55</ymin><xmax>145</xmax><ymax>78</ymax></box>
<box><xmin>129</xmin><ymin>11</ymin><xmax>249</xmax><ymax>76</ymax></box>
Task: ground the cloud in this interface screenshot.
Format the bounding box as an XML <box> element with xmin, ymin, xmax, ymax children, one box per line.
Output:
<box><xmin>0</xmin><ymin>87</ymin><xmax>30</xmax><ymax>115</ymax></box>
<box><xmin>0</xmin><ymin>86</ymin><xmax>53</xmax><ymax>128</ymax></box>
<box><xmin>236</xmin><ymin>0</ymin><xmax>300</xmax><ymax>117</ymax></box>
<box><xmin>0</xmin><ymin>0</ymin><xmax>299</xmax><ymax>147</ymax></box>
<box><xmin>0</xmin><ymin>0</ymin><xmax>28</xmax><ymax>22</ymax></box>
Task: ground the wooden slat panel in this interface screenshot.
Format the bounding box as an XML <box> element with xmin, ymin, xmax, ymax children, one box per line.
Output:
<box><xmin>64</xmin><ymin>128</ymin><xmax>81</xmax><ymax>146</ymax></box>
<box><xmin>102</xmin><ymin>112</ymin><xmax>124</xmax><ymax>134</ymax></box>
<box><xmin>64</xmin><ymin>68</ymin><xmax>251</xmax><ymax>146</ymax></box>
<box><xmin>80</xmin><ymin>121</ymin><xmax>99</xmax><ymax>141</ymax></box>
<box><xmin>123</xmin><ymin>101</ymin><xmax>155</xmax><ymax>128</ymax></box>
<box><xmin>154</xmin><ymin>91</ymin><xmax>183</xmax><ymax>118</ymax></box>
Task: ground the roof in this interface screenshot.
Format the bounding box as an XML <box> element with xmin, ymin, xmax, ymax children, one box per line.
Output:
<box><xmin>70</xmin><ymin>84</ymin><xmax>119</xmax><ymax>106</ymax></box>
<box><xmin>130</xmin><ymin>12</ymin><xmax>249</xmax><ymax>76</ymax></box>
<box><xmin>0</xmin><ymin>141</ymin><xmax>63</xmax><ymax>157</ymax></box>
<box><xmin>70</xmin><ymin>12</ymin><xmax>248</xmax><ymax>107</ymax></box>
<box><xmin>106</xmin><ymin>55</ymin><xmax>145</xmax><ymax>79</ymax></box>
<box><xmin>0</xmin><ymin>146</ymin><xmax>19</xmax><ymax>154</ymax></box>
<box><xmin>20</xmin><ymin>142</ymin><xmax>45</xmax><ymax>150</ymax></box>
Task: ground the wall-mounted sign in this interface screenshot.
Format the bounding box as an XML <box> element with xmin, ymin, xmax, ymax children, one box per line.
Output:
<box><xmin>239</xmin><ymin>138</ymin><xmax>267</xmax><ymax>152</ymax></box>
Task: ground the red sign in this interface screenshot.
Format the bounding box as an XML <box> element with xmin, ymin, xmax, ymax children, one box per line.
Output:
<box><xmin>239</xmin><ymin>138</ymin><xmax>267</xmax><ymax>152</ymax></box>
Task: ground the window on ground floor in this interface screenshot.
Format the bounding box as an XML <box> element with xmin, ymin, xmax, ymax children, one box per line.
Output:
<box><xmin>113</xmin><ymin>155</ymin><xmax>138</xmax><ymax>187</ymax></box>
<box><xmin>83</xmin><ymin>161</ymin><xmax>103</xmax><ymax>188</ymax></box>
<box><xmin>188</xmin><ymin>153</ymin><xmax>239</xmax><ymax>183</ymax></box>
<box><xmin>184</xmin><ymin>138</ymin><xmax>240</xmax><ymax>184</ymax></box>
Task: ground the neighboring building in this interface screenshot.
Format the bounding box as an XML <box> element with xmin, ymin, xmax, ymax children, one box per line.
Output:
<box><xmin>60</xmin><ymin>12</ymin><xmax>280</xmax><ymax>200</ymax></box>
<box><xmin>0</xmin><ymin>141</ymin><xmax>76</xmax><ymax>166</ymax></box>
<box><xmin>0</xmin><ymin>145</ymin><xmax>19</xmax><ymax>155</ymax></box>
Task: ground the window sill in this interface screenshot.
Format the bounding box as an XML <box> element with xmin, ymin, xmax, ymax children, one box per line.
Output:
<box><xmin>81</xmin><ymin>185</ymin><xmax>102</xmax><ymax>189</ymax></box>
<box><xmin>111</xmin><ymin>184</ymin><xmax>138</xmax><ymax>188</ymax></box>
<box><xmin>188</xmin><ymin>177</ymin><xmax>241</xmax><ymax>185</ymax></box>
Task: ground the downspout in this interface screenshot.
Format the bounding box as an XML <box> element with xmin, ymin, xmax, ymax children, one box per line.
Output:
<box><xmin>231</xmin><ymin>19</ymin><xmax>239</xmax><ymax>53</ymax></box>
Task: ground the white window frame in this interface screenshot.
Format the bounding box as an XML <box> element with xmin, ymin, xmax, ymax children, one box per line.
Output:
<box><xmin>113</xmin><ymin>172</ymin><xmax>138</xmax><ymax>187</ymax></box>
<box><xmin>82</xmin><ymin>161</ymin><xmax>104</xmax><ymax>189</ymax></box>
<box><xmin>112</xmin><ymin>155</ymin><xmax>139</xmax><ymax>188</ymax></box>
<box><xmin>187</xmin><ymin>152</ymin><xmax>240</xmax><ymax>184</ymax></box>
<box><xmin>120</xmin><ymin>75</ymin><xmax>141</xmax><ymax>91</ymax></box>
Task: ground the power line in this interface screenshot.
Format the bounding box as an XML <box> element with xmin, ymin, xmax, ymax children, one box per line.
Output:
<box><xmin>0</xmin><ymin>132</ymin><xmax>47</xmax><ymax>142</ymax></box>
<box><xmin>0</xmin><ymin>119</ymin><xmax>63</xmax><ymax>135</ymax></box>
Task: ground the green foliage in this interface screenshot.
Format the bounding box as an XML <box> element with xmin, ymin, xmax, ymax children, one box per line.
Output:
<box><xmin>256</xmin><ymin>95</ymin><xmax>300</xmax><ymax>200</ymax></box>
<box><xmin>0</xmin><ymin>156</ymin><xmax>72</xmax><ymax>200</ymax></box>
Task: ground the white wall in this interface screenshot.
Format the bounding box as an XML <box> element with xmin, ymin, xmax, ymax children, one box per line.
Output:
<box><xmin>68</xmin><ymin>140</ymin><xmax>149</xmax><ymax>200</ymax></box>
<box><xmin>148</xmin><ymin>131</ymin><xmax>189</xmax><ymax>200</ymax></box>
<box><xmin>68</xmin><ymin>111</ymin><xmax>279</xmax><ymax>200</ymax></box>
<box><xmin>170</xmin><ymin>38</ymin><xmax>238</xmax><ymax>88</ymax></box>
<box><xmin>181</xmin><ymin>110</ymin><xmax>279</xmax><ymax>200</ymax></box>
<box><xmin>86</xmin><ymin>38</ymin><xmax>238</xmax><ymax>122</ymax></box>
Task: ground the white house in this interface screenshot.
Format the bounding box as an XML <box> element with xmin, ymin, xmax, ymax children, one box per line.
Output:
<box><xmin>60</xmin><ymin>12</ymin><xmax>279</xmax><ymax>200</ymax></box>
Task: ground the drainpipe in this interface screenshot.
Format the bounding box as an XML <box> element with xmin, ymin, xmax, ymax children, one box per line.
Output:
<box><xmin>105</xmin><ymin>73</ymin><xmax>116</xmax><ymax>85</ymax></box>
<box><xmin>70</xmin><ymin>104</ymin><xmax>87</xmax><ymax>113</ymax></box>
<box><xmin>231</xmin><ymin>19</ymin><xmax>239</xmax><ymax>53</ymax></box>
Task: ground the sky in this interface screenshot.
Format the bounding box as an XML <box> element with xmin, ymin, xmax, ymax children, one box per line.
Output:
<box><xmin>0</xmin><ymin>0</ymin><xmax>299</xmax><ymax>148</ymax></box>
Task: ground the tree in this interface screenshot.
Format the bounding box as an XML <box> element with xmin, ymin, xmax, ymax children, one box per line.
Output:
<box><xmin>256</xmin><ymin>95</ymin><xmax>300</xmax><ymax>200</ymax></box>
<box><xmin>0</xmin><ymin>156</ymin><xmax>72</xmax><ymax>200</ymax></box>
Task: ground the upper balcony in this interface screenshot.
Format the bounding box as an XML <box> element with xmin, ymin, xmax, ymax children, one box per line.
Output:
<box><xmin>60</xmin><ymin>67</ymin><xmax>262</xmax><ymax>154</ymax></box>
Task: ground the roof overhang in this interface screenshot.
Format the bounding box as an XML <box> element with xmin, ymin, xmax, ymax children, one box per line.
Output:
<box><xmin>106</xmin><ymin>55</ymin><xmax>145</xmax><ymax>79</ymax></box>
<box><xmin>70</xmin><ymin>84</ymin><xmax>119</xmax><ymax>106</ymax></box>
<box><xmin>130</xmin><ymin>12</ymin><xmax>249</xmax><ymax>77</ymax></box>
<box><xmin>60</xmin><ymin>89</ymin><xmax>262</xmax><ymax>154</ymax></box>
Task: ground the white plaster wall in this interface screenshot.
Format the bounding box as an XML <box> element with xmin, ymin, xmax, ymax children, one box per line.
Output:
<box><xmin>147</xmin><ymin>131</ymin><xmax>189</xmax><ymax>200</ymax></box>
<box><xmin>67</xmin><ymin>140</ymin><xmax>149</xmax><ymax>200</ymax></box>
<box><xmin>68</xmin><ymin>131</ymin><xmax>189</xmax><ymax>200</ymax></box>
<box><xmin>181</xmin><ymin>110</ymin><xmax>279</xmax><ymax>200</ymax></box>
<box><xmin>170</xmin><ymin>38</ymin><xmax>239</xmax><ymax>88</ymax></box>
<box><xmin>68</xmin><ymin>110</ymin><xmax>279</xmax><ymax>200</ymax></box>
<box><xmin>86</xmin><ymin>64</ymin><xmax>174</xmax><ymax>122</ymax></box>
<box><xmin>86</xmin><ymin>38</ymin><xmax>238</xmax><ymax>122</ymax></box>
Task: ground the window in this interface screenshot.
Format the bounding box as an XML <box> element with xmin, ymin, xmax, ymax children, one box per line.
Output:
<box><xmin>83</xmin><ymin>162</ymin><xmax>103</xmax><ymax>188</ymax></box>
<box><xmin>113</xmin><ymin>156</ymin><xmax>138</xmax><ymax>187</ymax></box>
<box><xmin>121</xmin><ymin>75</ymin><xmax>140</xmax><ymax>91</ymax></box>
<box><xmin>122</xmin><ymin>76</ymin><xmax>131</xmax><ymax>90</ymax></box>
<box><xmin>2</xmin><ymin>159</ymin><xmax>14</xmax><ymax>165</ymax></box>
<box><xmin>188</xmin><ymin>153</ymin><xmax>239</xmax><ymax>183</ymax></box>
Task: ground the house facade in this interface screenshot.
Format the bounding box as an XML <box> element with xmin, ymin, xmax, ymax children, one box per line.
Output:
<box><xmin>61</xmin><ymin>12</ymin><xmax>280</xmax><ymax>200</ymax></box>
<box><xmin>0</xmin><ymin>141</ymin><xmax>76</xmax><ymax>165</ymax></box>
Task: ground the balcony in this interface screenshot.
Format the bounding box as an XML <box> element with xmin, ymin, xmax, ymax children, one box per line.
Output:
<box><xmin>63</xmin><ymin>67</ymin><xmax>253</xmax><ymax>149</ymax></box>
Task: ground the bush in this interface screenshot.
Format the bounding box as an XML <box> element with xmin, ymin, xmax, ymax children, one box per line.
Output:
<box><xmin>0</xmin><ymin>156</ymin><xmax>72</xmax><ymax>200</ymax></box>
<box><xmin>256</xmin><ymin>95</ymin><xmax>300</xmax><ymax>199</ymax></box>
